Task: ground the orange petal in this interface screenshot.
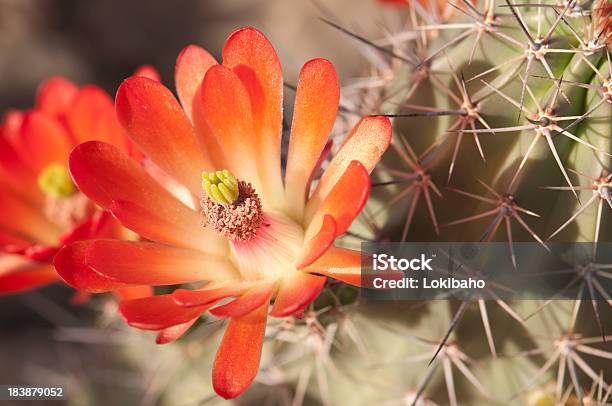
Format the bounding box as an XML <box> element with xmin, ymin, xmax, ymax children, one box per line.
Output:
<box><xmin>116</xmin><ymin>76</ymin><xmax>212</xmax><ymax>195</ymax></box>
<box><xmin>212</xmin><ymin>301</ymin><xmax>268</xmax><ymax>399</ymax></box>
<box><xmin>305</xmin><ymin>116</ymin><xmax>391</xmax><ymax>222</ymax></box>
<box><xmin>223</xmin><ymin>27</ymin><xmax>284</xmax><ymax>203</ymax></box>
<box><xmin>86</xmin><ymin>240</ymin><xmax>238</xmax><ymax>286</ymax></box>
<box><xmin>17</xmin><ymin>111</ymin><xmax>73</xmax><ymax>173</ymax></box>
<box><xmin>119</xmin><ymin>294</ymin><xmax>207</xmax><ymax>330</ymax></box>
<box><xmin>0</xmin><ymin>264</ymin><xmax>58</xmax><ymax>295</ymax></box>
<box><xmin>285</xmin><ymin>59</ymin><xmax>339</xmax><ymax>220</ymax></box>
<box><xmin>69</xmin><ymin>141</ymin><xmax>199</xmax><ymax>229</ymax></box>
<box><xmin>270</xmin><ymin>271</ymin><xmax>325</xmax><ymax>317</ymax></box>
<box><xmin>156</xmin><ymin>318</ymin><xmax>198</xmax><ymax>344</ymax></box>
<box><xmin>173</xmin><ymin>281</ymin><xmax>253</xmax><ymax>307</ymax></box>
<box><xmin>303</xmin><ymin>247</ymin><xmax>362</xmax><ymax>286</ymax></box>
<box><xmin>200</xmin><ymin>65</ymin><xmax>261</xmax><ymax>191</ymax></box>
<box><xmin>210</xmin><ymin>282</ymin><xmax>273</xmax><ymax>318</ymax></box>
<box><xmin>0</xmin><ymin>191</ymin><xmax>59</xmax><ymax>245</ymax></box>
<box><xmin>54</xmin><ymin>241</ymin><xmax>131</xmax><ymax>293</ymax></box>
<box><xmin>113</xmin><ymin>285</ymin><xmax>154</xmax><ymax>301</ymax></box>
<box><xmin>109</xmin><ymin>199</ymin><xmax>226</xmax><ymax>253</ymax></box>
<box><xmin>175</xmin><ymin>45</ymin><xmax>217</xmax><ymax>120</ymax></box>
<box><xmin>134</xmin><ymin>65</ymin><xmax>161</xmax><ymax>82</ymax></box>
<box><xmin>296</xmin><ymin>214</ymin><xmax>336</xmax><ymax>269</ymax></box>
<box><xmin>35</xmin><ymin>77</ymin><xmax>78</xmax><ymax>117</ymax></box>
<box><xmin>306</xmin><ymin>160</ymin><xmax>370</xmax><ymax>237</ymax></box>
<box><xmin>66</xmin><ymin>85</ymin><xmax>127</xmax><ymax>146</ymax></box>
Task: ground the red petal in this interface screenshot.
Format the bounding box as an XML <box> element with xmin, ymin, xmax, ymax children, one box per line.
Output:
<box><xmin>223</xmin><ymin>27</ymin><xmax>284</xmax><ymax>201</ymax></box>
<box><xmin>200</xmin><ymin>65</ymin><xmax>261</xmax><ymax>190</ymax></box>
<box><xmin>36</xmin><ymin>77</ymin><xmax>78</xmax><ymax>117</ymax></box>
<box><xmin>212</xmin><ymin>301</ymin><xmax>268</xmax><ymax>399</ymax></box>
<box><xmin>113</xmin><ymin>285</ymin><xmax>154</xmax><ymax>301</ymax></box>
<box><xmin>210</xmin><ymin>282</ymin><xmax>273</xmax><ymax>318</ymax></box>
<box><xmin>296</xmin><ymin>214</ymin><xmax>336</xmax><ymax>269</ymax></box>
<box><xmin>175</xmin><ymin>45</ymin><xmax>217</xmax><ymax>120</ymax></box>
<box><xmin>173</xmin><ymin>281</ymin><xmax>252</xmax><ymax>307</ymax></box>
<box><xmin>17</xmin><ymin>111</ymin><xmax>73</xmax><ymax>173</ymax></box>
<box><xmin>69</xmin><ymin>141</ymin><xmax>198</xmax><ymax>227</ymax></box>
<box><xmin>306</xmin><ymin>160</ymin><xmax>370</xmax><ymax>237</ymax></box>
<box><xmin>303</xmin><ymin>247</ymin><xmax>362</xmax><ymax>286</ymax></box>
<box><xmin>119</xmin><ymin>294</ymin><xmax>207</xmax><ymax>330</ymax></box>
<box><xmin>0</xmin><ymin>264</ymin><xmax>58</xmax><ymax>295</ymax></box>
<box><xmin>109</xmin><ymin>199</ymin><xmax>225</xmax><ymax>252</ymax></box>
<box><xmin>156</xmin><ymin>318</ymin><xmax>198</xmax><ymax>344</ymax></box>
<box><xmin>66</xmin><ymin>86</ymin><xmax>127</xmax><ymax>146</ymax></box>
<box><xmin>270</xmin><ymin>271</ymin><xmax>325</xmax><ymax>317</ymax></box>
<box><xmin>305</xmin><ymin>116</ymin><xmax>391</xmax><ymax>222</ymax></box>
<box><xmin>116</xmin><ymin>76</ymin><xmax>212</xmax><ymax>194</ymax></box>
<box><xmin>54</xmin><ymin>241</ymin><xmax>131</xmax><ymax>292</ymax></box>
<box><xmin>134</xmin><ymin>65</ymin><xmax>161</xmax><ymax>82</ymax></box>
<box><xmin>0</xmin><ymin>191</ymin><xmax>58</xmax><ymax>245</ymax></box>
<box><xmin>86</xmin><ymin>240</ymin><xmax>238</xmax><ymax>285</ymax></box>
<box><xmin>285</xmin><ymin>59</ymin><xmax>339</xmax><ymax>219</ymax></box>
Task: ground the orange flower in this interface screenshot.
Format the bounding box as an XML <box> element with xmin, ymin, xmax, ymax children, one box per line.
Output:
<box><xmin>0</xmin><ymin>75</ymin><xmax>152</xmax><ymax>301</ymax></box>
<box><xmin>55</xmin><ymin>27</ymin><xmax>391</xmax><ymax>398</ymax></box>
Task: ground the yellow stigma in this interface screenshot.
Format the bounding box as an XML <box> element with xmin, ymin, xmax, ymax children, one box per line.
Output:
<box><xmin>37</xmin><ymin>163</ymin><xmax>76</xmax><ymax>198</ymax></box>
<box><xmin>202</xmin><ymin>169</ymin><xmax>239</xmax><ymax>205</ymax></box>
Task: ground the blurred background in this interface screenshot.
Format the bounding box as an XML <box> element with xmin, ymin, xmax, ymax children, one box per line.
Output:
<box><xmin>0</xmin><ymin>1</ymin><xmax>400</xmax><ymax>405</ymax></box>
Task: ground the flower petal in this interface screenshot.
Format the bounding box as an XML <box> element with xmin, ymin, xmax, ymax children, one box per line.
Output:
<box><xmin>303</xmin><ymin>247</ymin><xmax>362</xmax><ymax>286</ymax></box>
<box><xmin>212</xmin><ymin>301</ymin><xmax>268</xmax><ymax>399</ymax></box>
<box><xmin>119</xmin><ymin>294</ymin><xmax>207</xmax><ymax>330</ymax></box>
<box><xmin>0</xmin><ymin>192</ymin><xmax>59</xmax><ymax>245</ymax></box>
<box><xmin>296</xmin><ymin>214</ymin><xmax>336</xmax><ymax>269</ymax></box>
<box><xmin>222</xmin><ymin>27</ymin><xmax>284</xmax><ymax>203</ymax></box>
<box><xmin>18</xmin><ymin>111</ymin><xmax>73</xmax><ymax>173</ymax></box>
<box><xmin>86</xmin><ymin>240</ymin><xmax>238</xmax><ymax>286</ymax></box>
<box><xmin>306</xmin><ymin>160</ymin><xmax>370</xmax><ymax>237</ymax></box>
<box><xmin>0</xmin><ymin>264</ymin><xmax>58</xmax><ymax>295</ymax></box>
<box><xmin>66</xmin><ymin>85</ymin><xmax>127</xmax><ymax>146</ymax></box>
<box><xmin>35</xmin><ymin>77</ymin><xmax>78</xmax><ymax>117</ymax></box>
<box><xmin>285</xmin><ymin>59</ymin><xmax>339</xmax><ymax>220</ymax></box>
<box><xmin>305</xmin><ymin>116</ymin><xmax>391</xmax><ymax>223</ymax></box>
<box><xmin>54</xmin><ymin>241</ymin><xmax>131</xmax><ymax>293</ymax></box>
<box><xmin>156</xmin><ymin>318</ymin><xmax>198</xmax><ymax>344</ymax></box>
<box><xmin>173</xmin><ymin>281</ymin><xmax>253</xmax><ymax>308</ymax></box>
<box><xmin>116</xmin><ymin>76</ymin><xmax>212</xmax><ymax>195</ymax></box>
<box><xmin>210</xmin><ymin>281</ymin><xmax>273</xmax><ymax>319</ymax></box>
<box><xmin>69</xmin><ymin>141</ymin><xmax>200</xmax><ymax>232</ymax></box>
<box><xmin>109</xmin><ymin>199</ymin><xmax>226</xmax><ymax>253</ymax></box>
<box><xmin>134</xmin><ymin>65</ymin><xmax>161</xmax><ymax>82</ymax></box>
<box><xmin>175</xmin><ymin>45</ymin><xmax>217</xmax><ymax>120</ymax></box>
<box><xmin>270</xmin><ymin>271</ymin><xmax>325</xmax><ymax>317</ymax></box>
<box><xmin>113</xmin><ymin>285</ymin><xmax>154</xmax><ymax>301</ymax></box>
<box><xmin>199</xmin><ymin>65</ymin><xmax>262</xmax><ymax>192</ymax></box>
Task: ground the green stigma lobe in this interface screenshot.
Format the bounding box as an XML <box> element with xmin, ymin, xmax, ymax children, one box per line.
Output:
<box><xmin>37</xmin><ymin>163</ymin><xmax>76</xmax><ymax>198</ymax></box>
<box><xmin>202</xmin><ymin>169</ymin><xmax>239</xmax><ymax>205</ymax></box>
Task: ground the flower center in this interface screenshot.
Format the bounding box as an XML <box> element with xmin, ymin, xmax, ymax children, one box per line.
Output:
<box><xmin>37</xmin><ymin>163</ymin><xmax>76</xmax><ymax>198</ymax></box>
<box><xmin>200</xmin><ymin>169</ymin><xmax>264</xmax><ymax>241</ymax></box>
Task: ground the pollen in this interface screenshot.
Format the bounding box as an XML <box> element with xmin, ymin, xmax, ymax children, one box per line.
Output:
<box><xmin>37</xmin><ymin>163</ymin><xmax>76</xmax><ymax>198</ymax></box>
<box><xmin>201</xmin><ymin>178</ymin><xmax>264</xmax><ymax>241</ymax></box>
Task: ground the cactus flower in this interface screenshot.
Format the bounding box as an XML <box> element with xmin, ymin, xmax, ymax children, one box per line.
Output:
<box><xmin>0</xmin><ymin>76</ymin><xmax>152</xmax><ymax>301</ymax></box>
<box><xmin>54</xmin><ymin>27</ymin><xmax>391</xmax><ymax>398</ymax></box>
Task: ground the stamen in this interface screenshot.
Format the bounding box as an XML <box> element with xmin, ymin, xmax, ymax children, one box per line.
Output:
<box><xmin>37</xmin><ymin>163</ymin><xmax>76</xmax><ymax>198</ymax></box>
<box><xmin>201</xmin><ymin>170</ymin><xmax>239</xmax><ymax>205</ymax></box>
<box><xmin>201</xmin><ymin>170</ymin><xmax>263</xmax><ymax>241</ymax></box>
